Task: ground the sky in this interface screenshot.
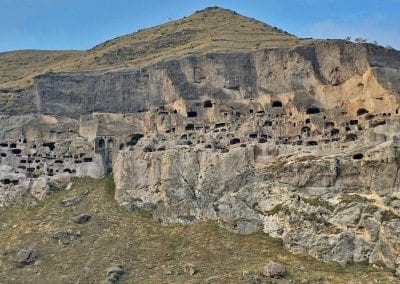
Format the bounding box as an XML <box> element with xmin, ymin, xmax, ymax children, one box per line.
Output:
<box><xmin>1</xmin><ymin>0</ymin><xmax>399</xmax><ymax>52</ymax></box>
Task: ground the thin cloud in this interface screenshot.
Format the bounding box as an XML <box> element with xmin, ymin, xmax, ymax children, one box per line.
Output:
<box><xmin>308</xmin><ymin>19</ymin><xmax>400</xmax><ymax>49</ymax></box>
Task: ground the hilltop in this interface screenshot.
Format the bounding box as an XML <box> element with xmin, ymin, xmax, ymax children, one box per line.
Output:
<box><xmin>0</xmin><ymin>7</ymin><xmax>299</xmax><ymax>90</ymax></box>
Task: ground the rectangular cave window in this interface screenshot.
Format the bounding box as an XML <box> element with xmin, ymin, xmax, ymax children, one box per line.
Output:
<box><xmin>306</xmin><ymin>141</ymin><xmax>318</xmax><ymax>146</ymax></box>
<box><xmin>83</xmin><ymin>157</ymin><xmax>93</xmax><ymax>162</ymax></box>
<box><xmin>203</xmin><ymin>100</ymin><xmax>213</xmax><ymax>108</ymax></box>
<box><xmin>1</xmin><ymin>179</ymin><xmax>11</xmax><ymax>185</ymax></box>
<box><xmin>272</xmin><ymin>101</ymin><xmax>282</xmax><ymax>108</ymax></box>
<box><xmin>264</xmin><ymin>120</ymin><xmax>272</xmax><ymax>127</ymax></box>
<box><xmin>306</xmin><ymin>107</ymin><xmax>320</xmax><ymax>114</ymax></box>
<box><xmin>11</xmin><ymin>149</ymin><xmax>22</xmax><ymax>155</ymax></box>
<box><xmin>185</xmin><ymin>124</ymin><xmax>195</xmax><ymax>131</ymax></box>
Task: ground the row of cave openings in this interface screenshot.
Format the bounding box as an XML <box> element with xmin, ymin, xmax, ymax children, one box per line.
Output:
<box><xmin>181</xmin><ymin>100</ymin><xmax>322</xmax><ymax>119</ymax></box>
<box><xmin>96</xmin><ymin>134</ymin><xmax>144</xmax><ymax>152</ymax></box>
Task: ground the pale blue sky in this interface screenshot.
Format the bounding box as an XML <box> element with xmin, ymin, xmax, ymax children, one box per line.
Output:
<box><xmin>1</xmin><ymin>0</ymin><xmax>399</xmax><ymax>52</ymax></box>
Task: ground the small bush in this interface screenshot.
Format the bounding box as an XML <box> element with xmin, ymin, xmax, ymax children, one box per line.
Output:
<box><xmin>303</xmin><ymin>197</ymin><xmax>335</xmax><ymax>211</ymax></box>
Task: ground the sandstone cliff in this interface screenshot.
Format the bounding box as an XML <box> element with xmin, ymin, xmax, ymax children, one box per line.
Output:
<box><xmin>1</xmin><ymin>7</ymin><xmax>400</xmax><ymax>272</ymax></box>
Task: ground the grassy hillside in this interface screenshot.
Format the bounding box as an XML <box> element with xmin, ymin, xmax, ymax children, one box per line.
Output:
<box><xmin>0</xmin><ymin>176</ymin><xmax>395</xmax><ymax>283</ymax></box>
<box><xmin>0</xmin><ymin>50</ymin><xmax>81</xmax><ymax>90</ymax></box>
<box><xmin>0</xmin><ymin>7</ymin><xmax>301</xmax><ymax>91</ymax></box>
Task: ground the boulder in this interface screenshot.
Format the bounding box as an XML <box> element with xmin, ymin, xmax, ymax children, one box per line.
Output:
<box><xmin>262</xmin><ymin>261</ymin><xmax>286</xmax><ymax>278</ymax></box>
<box><xmin>72</xmin><ymin>214</ymin><xmax>91</xmax><ymax>224</ymax></box>
<box><xmin>61</xmin><ymin>196</ymin><xmax>82</xmax><ymax>207</ymax></box>
<box><xmin>106</xmin><ymin>265</ymin><xmax>124</xmax><ymax>283</ymax></box>
<box><xmin>29</xmin><ymin>177</ymin><xmax>48</xmax><ymax>200</ymax></box>
<box><xmin>183</xmin><ymin>263</ymin><xmax>196</xmax><ymax>275</ymax></box>
<box><xmin>16</xmin><ymin>249</ymin><xmax>37</xmax><ymax>265</ymax></box>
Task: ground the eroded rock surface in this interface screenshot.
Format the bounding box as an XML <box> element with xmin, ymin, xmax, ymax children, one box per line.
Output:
<box><xmin>0</xmin><ymin>7</ymin><xmax>400</xmax><ymax>273</ymax></box>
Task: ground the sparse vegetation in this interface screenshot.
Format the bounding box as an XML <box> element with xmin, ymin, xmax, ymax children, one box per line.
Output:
<box><xmin>266</xmin><ymin>202</ymin><xmax>291</xmax><ymax>216</ymax></box>
<box><xmin>364</xmin><ymin>205</ymin><xmax>379</xmax><ymax>215</ymax></box>
<box><xmin>303</xmin><ymin>197</ymin><xmax>335</xmax><ymax>211</ymax></box>
<box><xmin>340</xmin><ymin>194</ymin><xmax>370</xmax><ymax>204</ymax></box>
<box><xmin>0</xmin><ymin>177</ymin><xmax>395</xmax><ymax>283</ymax></box>
<box><xmin>355</xmin><ymin>37</ymin><xmax>367</xmax><ymax>43</ymax></box>
<box><xmin>381</xmin><ymin>210</ymin><xmax>400</xmax><ymax>222</ymax></box>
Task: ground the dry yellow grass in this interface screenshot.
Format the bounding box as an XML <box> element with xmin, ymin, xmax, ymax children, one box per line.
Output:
<box><xmin>0</xmin><ymin>176</ymin><xmax>396</xmax><ymax>283</ymax></box>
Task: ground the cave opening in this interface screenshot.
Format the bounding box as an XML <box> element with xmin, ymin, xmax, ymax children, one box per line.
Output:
<box><xmin>306</xmin><ymin>107</ymin><xmax>321</xmax><ymax>114</ymax></box>
<box><xmin>1</xmin><ymin>179</ymin><xmax>11</xmax><ymax>185</ymax></box>
<box><xmin>264</xmin><ymin>120</ymin><xmax>272</xmax><ymax>127</ymax></box>
<box><xmin>272</xmin><ymin>101</ymin><xmax>283</xmax><ymax>108</ymax></box>
<box><xmin>306</xmin><ymin>141</ymin><xmax>318</xmax><ymax>146</ymax></box>
<box><xmin>203</xmin><ymin>100</ymin><xmax>213</xmax><ymax>108</ymax></box>
<box><xmin>357</xmin><ymin>108</ymin><xmax>369</xmax><ymax>116</ymax></box>
<box><xmin>43</xmin><ymin>142</ymin><xmax>55</xmax><ymax>151</ymax></box>
<box><xmin>345</xmin><ymin>134</ymin><xmax>358</xmax><ymax>142</ymax></box>
<box><xmin>187</xmin><ymin>111</ymin><xmax>197</xmax><ymax>118</ymax></box>
<box><xmin>230</xmin><ymin>138</ymin><xmax>241</xmax><ymax>145</ymax></box>
<box><xmin>185</xmin><ymin>124</ymin><xmax>195</xmax><ymax>131</ymax></box>
<box><xmin>127</xmin><ymin>134</ymin><xmax>144</xmax><ymax>146</ymax></box>
<box><xmin>249</xmin><ymin>133</ymin><xmax>258</xmax><ymax>139</ymax></box>
<box><xmin>331</xmin><ymin>128</ymin><xmax>340</xmax><ymax>136</ymax></box>
<box><xmin>325</xmin><ymin>121</ymin><xmax>335</xmax><ymax>128</ymax></box>
<box><xmin>353</xmin><ymin>153</ymin><xmax>364</xmax><ymax>160</ymax></box>
<box><xmin>11</xmin><ymin>149</ymin><xmax>22</xmax><ymax>155</ymax></box>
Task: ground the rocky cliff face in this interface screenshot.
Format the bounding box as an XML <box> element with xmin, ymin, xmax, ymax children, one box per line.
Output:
<box><xmin>1</xmin><ymin>7</ymin><xmax>400</xmax><ymax>273</ymax></box>
<box><xmin>2</xmin><ymin>40</ymin><xmax>400</xmax><ymax>117</ymax></box>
